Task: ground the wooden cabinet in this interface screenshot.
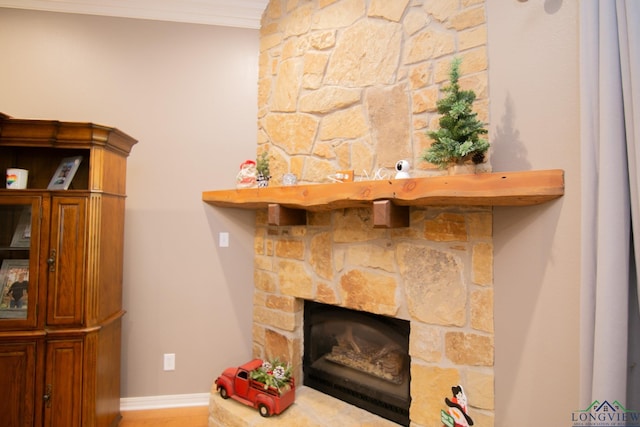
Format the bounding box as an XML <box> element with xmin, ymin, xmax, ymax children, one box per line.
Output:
<box><xmin>0</xmin><ymin>114</ymin><xmax>137</xmax><ymax>427</ymax></box>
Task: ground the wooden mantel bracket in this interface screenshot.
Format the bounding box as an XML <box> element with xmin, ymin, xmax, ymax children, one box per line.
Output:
<box><xmin>373</xmin><ymin>200</ymin><xmax>410</xmax><ymax>228</ymax></box>
<box><xmin>268</xmin><ymin>204</ymin><xmax>307</xmax><ymax>226</ymax></box>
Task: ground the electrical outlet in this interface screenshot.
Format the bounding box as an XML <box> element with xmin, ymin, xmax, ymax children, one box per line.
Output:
<box><xmin>219</xmin><ymin>232</ymin><xmax>229</xmax><ymax>248</ymax></box>
<box><xmin>163</xmin><ymin>353</ymin><xmax>175</xmax><ymax>371</ymax></box>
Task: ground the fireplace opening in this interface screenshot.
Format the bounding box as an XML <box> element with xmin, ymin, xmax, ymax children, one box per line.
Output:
<box><xmin>303</xmin><ymin>301</ymin><xmax>411</xmax><ymax>426</ymax></box>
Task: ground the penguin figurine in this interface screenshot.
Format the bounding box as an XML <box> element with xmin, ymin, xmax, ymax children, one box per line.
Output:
<box><xmin>445</xmin><ymin>385</ymin><xmax>474</xmax><ymax>427</ymax></box>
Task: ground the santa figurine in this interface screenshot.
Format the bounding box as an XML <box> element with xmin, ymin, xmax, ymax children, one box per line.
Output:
<box><xmin>236</xmin><ymin>160</ymin><xmax>257</xmax><ymax>189</ymax></box>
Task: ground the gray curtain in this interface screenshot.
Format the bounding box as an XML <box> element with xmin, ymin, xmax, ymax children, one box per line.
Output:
<box><xmin>580</xmin><ymin>0</ymin><xmax>640</xmax><ymax>408</ymax></box>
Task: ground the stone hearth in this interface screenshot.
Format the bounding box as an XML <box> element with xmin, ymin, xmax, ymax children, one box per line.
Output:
<box><xmin>209</xmin><ymin>386</ymin><xmax>397</xmax><ymax>427</ymax></box>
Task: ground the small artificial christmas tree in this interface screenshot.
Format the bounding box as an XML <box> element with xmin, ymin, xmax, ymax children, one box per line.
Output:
<box><xmin>421</xmin><ymin>57</ymin><xmax>489</xmax><ymax>169</ymax></box>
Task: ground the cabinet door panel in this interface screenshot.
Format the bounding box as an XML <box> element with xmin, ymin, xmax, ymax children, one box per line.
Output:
<box><xmin>0</xmin><ymin>196</ymin><xmax>46</xmax><ymax>329</ymax></box>
<box><xmin>44</xmin><ymin>339</ymin><xmax>83</xmax><ymax>427</ymax></box>
<box><xmin>0</xmin><ymin>341</ymin><xmax>38</xmax><ymax>427</ymax></box>
<box><xmin>47</xmin><ymin>197</ymin><xmax>86</xmax><ymax>326</ymax></box>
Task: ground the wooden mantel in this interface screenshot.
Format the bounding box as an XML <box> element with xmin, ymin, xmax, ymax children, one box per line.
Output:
<box><xmin>202</xmin><ymin>169</ymin><xmax>564</xmax><ymax>227</ymax></box>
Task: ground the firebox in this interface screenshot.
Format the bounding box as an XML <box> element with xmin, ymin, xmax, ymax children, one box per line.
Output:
<box><xmin>303</xmin><ymin>301</ymin><xmax>411</xmax><ymax>426</ymax></box>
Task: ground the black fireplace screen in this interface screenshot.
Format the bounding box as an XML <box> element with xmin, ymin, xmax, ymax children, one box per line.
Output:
<box><xmin>303</xmin><ymin>301</ymin><xmax>411</xmax><ymax>426</ymax></box>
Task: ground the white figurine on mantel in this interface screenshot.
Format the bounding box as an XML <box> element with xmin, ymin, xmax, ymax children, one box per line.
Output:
<box><xmin>395</xmin><ymin>160</ymin><xmax>411</xmax><ymax>179</ymax></box>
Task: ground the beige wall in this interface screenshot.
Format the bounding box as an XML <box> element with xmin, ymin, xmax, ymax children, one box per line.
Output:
<box><xmin>488</xmin><ymin>0</ymin><xmax>581</xmax><ymax>425</ymax></box>
<box><xmin>0</xmin><ymin>8</ymin><xmax>259</xmax><ymax>397</ymax></box>
<box><xmin>0</xmin><ymin>1</ymin><xmax>583</xmax><ymax>424</ymax></box>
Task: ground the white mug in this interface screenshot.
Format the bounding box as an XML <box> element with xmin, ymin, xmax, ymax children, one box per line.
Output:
<box><xmin>6</xmin><ymin>168</ymin><xmax>28</xmax><ymax>189</ymax></box>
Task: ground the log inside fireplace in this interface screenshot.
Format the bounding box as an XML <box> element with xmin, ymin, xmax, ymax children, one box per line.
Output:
<box><xmin>303</xmin><ymin>301</ymin><xmax>411</xmax><ymax>426</ymax></box>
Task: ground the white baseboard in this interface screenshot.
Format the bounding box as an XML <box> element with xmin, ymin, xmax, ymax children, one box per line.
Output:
<box><xmin>120</xmin><ymin>393</ymin><xmax>210</xmax><ymax>411</ymax></box>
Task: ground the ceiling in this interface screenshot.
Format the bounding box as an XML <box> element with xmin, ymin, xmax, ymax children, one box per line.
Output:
<box><xmin>0</xmin><ymin>0</ymin><xmax>270</xmax><ymax>29</ymax></box>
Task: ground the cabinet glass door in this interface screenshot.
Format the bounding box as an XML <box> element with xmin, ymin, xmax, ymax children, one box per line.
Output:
<box><xmin>0</xmin><ymin>197</ymin><xmax>42</xmax><ymax>327</ymax></box>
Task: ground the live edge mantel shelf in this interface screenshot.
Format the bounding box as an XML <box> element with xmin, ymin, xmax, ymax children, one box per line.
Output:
<box><xmin>202</xmin><ymin>169</ymin><xmax>565</xmax><ymax>228</ymax></box>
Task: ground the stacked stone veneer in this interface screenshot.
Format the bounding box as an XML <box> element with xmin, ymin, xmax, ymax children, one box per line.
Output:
<box><xmin>258</xmin><ymin>0</ymin><xmax>489</xmax><ymax>183</ymax></box>
<box><xmin>251</xmin><ymin>1</ymin><xmax>494</xmax><ymax>427</ymax></box>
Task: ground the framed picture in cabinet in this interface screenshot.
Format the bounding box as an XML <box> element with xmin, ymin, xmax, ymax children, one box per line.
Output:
<box><xmin>48</xmin><ymin>155</ymin><xmax>82</xmax><ymax>190</ymax></box>
<box><xmin>0</xmin><ymin>259</ymin><xmax>29</xmax><ymax>318</ymax></box>
<box><xmin>10</xmin><ymin>207</ymin><xmax>31</xmax><ymax>248</ymax></box>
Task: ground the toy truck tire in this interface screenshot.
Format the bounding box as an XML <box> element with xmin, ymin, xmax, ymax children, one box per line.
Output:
<box><xmin>258</xmin><ymin>403</ymin><xmax>270</xmax><ymax>417</ymax></box>
<box><xmin>218</xmin><ymin>386</ymin><xmax>229</xmax><ymax>399</ymax></box>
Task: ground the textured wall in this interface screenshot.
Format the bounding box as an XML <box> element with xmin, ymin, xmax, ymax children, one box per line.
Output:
<box><xmin>487</xmin><ymin>0</ymin><xmax>581</xmax><ymax>425</ymax></box>
<box><xmin>257</xmin><ymin>0</ymin><xmax>489</xmax><ymax>186</ymax></box>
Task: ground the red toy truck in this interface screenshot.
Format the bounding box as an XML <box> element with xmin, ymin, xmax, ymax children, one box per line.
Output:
<box><xmin>215</xmin><ymin>359</ymin><xmax>296</xmax><ymax>417</ymax></box>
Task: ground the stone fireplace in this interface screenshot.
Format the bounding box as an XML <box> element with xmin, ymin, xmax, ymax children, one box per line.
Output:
<box><xmin>244</xmin><ymin>205</ymin><xmax>495</xmax><ymax>427</ymax></box>
<box><xmin>209</xmin><ymin>205</ymin><xmax>495</xmax><ymax>426</ymax></box>
<box><xmin>211</xmin><ymin>1</ymin><xmax>495</xmax><ymax>426</ymax></box>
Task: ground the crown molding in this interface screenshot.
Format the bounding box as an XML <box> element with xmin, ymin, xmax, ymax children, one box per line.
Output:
<box><xmin>0</xmin><ymin>0</ymin><xmax>268</xmax><ymax>29</ymax></box>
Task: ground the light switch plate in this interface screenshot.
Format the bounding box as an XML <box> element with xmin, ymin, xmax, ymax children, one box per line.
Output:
<box><xmin>163</xmin><ymin>353</ymin><xmax>175</xmax><ymax>371</ymax></box>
